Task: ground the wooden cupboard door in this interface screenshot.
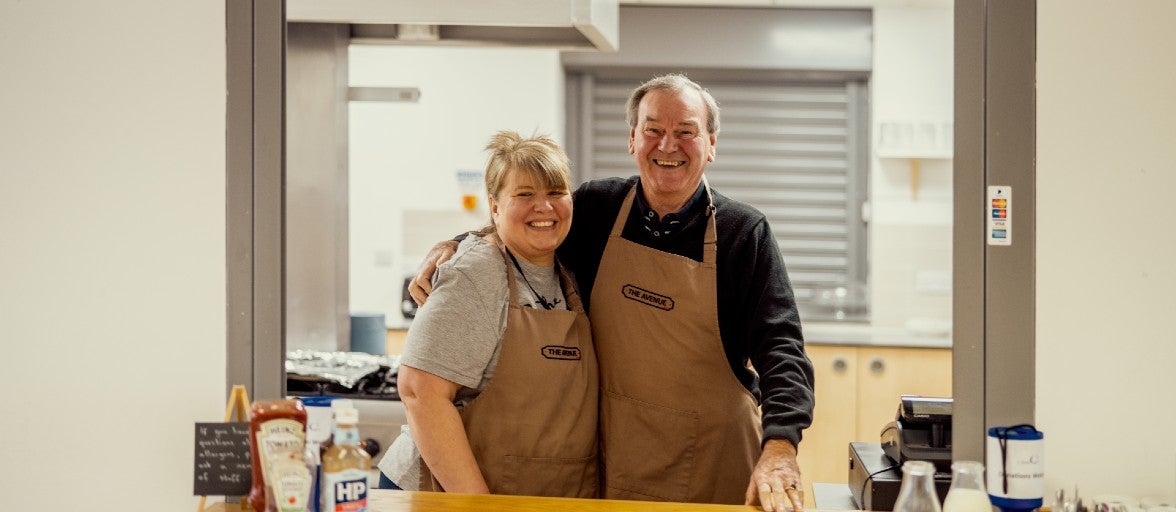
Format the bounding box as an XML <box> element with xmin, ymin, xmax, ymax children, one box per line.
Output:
<box><xmin>797</xmin><ymin>345</ymin><xmax>859</xmax><ymax>488</ymax></box>
<box><xmin>854</xmin><ymin>347</ymin><xmax>952</xmax><ymax>442</ymax></box>
<box><xmin>385</xmin><ymin>328</ymin><xmax>408</xmax><ymax>355</ymax></box>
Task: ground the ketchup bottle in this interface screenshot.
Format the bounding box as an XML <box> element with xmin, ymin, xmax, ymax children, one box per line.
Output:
<box><xmin>248</xmin><ymin>399</ymin><xmax>308</xmax><ymax>512</ymax></box>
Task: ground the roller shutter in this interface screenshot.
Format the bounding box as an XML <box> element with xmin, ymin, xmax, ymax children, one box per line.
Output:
<box><xmin>576</xmin><ymin>77</ymin><xmax>868</xmax><ymax>318</ymax></box>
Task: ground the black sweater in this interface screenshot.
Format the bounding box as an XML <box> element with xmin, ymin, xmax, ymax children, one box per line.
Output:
<box><xmin>558</xmin><ymin>176</ymin><xmax>815</xmax><ymax>446</ymax></box>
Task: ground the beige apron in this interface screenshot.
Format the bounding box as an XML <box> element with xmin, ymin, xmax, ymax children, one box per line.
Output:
<box><xmin>590</xmin><ymin>183</ymin><xmax>762</xmax><ymax>504</ymax></box>
<box><xmin>420</xmin><ymin>240</ymin><xmax>599</xmax><ymax>498</ymax></box>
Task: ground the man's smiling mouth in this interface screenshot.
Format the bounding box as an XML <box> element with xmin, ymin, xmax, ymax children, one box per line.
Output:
<box><xmin>654</xmin><ymin>159</ymin><xmax>684</xmax><ymax>167</ymax></box>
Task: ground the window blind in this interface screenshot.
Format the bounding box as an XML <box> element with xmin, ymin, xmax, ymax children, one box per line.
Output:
<box><xmin>576</xmin><ymin>77</ymin><xmax>867</xmax><ymax>318</ymax></box>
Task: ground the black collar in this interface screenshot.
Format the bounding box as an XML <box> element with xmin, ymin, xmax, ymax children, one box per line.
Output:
<box><xmin>634</xmin><ymin>181</ymin><xmax>706</xmax><ymax>239</ymax></box>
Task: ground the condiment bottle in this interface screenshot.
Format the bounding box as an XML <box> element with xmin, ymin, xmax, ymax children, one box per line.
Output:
<box><xmin>249</xmin><ymin>398</ymin><xmax>308</xmax><ymax>512</ymax></box>
<box><xmin>304</xmin><ymin>440</ymin><xmax>321</xmax><ymax>512</ymax></box>
<box><xmin>894</xmin><ymin>460</ymin><xmax>943</xmax><ymax>512</ymax></box>
<box><xmin>944</xmin><ymin>461</ymin><xmax>993</xmax><ymax>512</ymax></box>
<box><xmin>320</xmin><ymin>400</ymin><xmax>371</xmax><ymax>512</ymax></box>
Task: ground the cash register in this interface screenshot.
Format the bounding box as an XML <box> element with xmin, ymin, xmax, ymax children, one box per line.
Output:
<box><xmin>849</xmin><ymin>396</ymin><xmax>953</xmax><ymax>510</ymax></box>
<box><xmin>880</xmin><ymin>395</ymin><xmax>953</xmax><ymax>471</ymax></box>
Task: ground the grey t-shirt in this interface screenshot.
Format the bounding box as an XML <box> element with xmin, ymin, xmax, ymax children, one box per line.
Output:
<box><xmin>377</xmin><ymin>235</ymin><xmax>566</xmax><ymax>489</ymax></box>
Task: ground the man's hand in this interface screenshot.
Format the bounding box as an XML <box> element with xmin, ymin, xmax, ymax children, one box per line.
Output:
<box><xmin>408</xmin><ymin>240</ymin><xmax>458</xmax><ymax>306</ymax></box>
<box><xmin>745</xmin><ymin>439</ymin><xmax>804</xmax><ymax>512</ymax></box>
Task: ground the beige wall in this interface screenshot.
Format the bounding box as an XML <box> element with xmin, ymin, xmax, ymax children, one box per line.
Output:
<box><xmin>1037</xmin><ymin>0</ymin><xmax>1176</xmax><ymax>498</ymax></box>
<box><xmin>0</xmin><ymin>1</ymin><xmax>226</xmax><ymax>510</ymax></box>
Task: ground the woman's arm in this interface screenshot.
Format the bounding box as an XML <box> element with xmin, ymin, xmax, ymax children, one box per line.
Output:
<box><xmin>399</xmin><ymin>364</ymin><xmax>490</xmax><ymax>494</ymax></box>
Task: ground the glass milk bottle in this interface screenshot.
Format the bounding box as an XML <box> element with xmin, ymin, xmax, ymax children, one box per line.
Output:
<box><xmin>944</xmin><ymin>461</ymin><xmax>993</xmax><ymax>512</ymax></box>
<box><xmin>894</xmin><ymin>461</ymin><xmax>943</xmax><ymax>512</ymax></box>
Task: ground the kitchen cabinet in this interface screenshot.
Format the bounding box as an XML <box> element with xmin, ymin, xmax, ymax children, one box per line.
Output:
<box><xmin>796</xmin><ymin>344</ymin><xmax>952</xmax><ymax>491</ymax></box>
<box><xmin>385</xmin><ymin>328</ymin><xmax>408</xmax><ymax>356</ymax></box>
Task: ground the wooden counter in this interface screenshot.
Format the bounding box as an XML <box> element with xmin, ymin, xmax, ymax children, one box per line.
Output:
<box><xmin>205</xmin><ymin>490</ymin><xmax>826</xmax><ymax>512</ymax></box>
<box><xmin>369</xmin><ymin>490</ymin><xmax>764</xmax><ymax>512</ymax></box>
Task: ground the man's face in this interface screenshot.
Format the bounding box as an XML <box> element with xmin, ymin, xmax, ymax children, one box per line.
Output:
<box><xmin>629</xmin><ymin>88</ymin><xmax>716</xmax><ymax>209</ymax></box>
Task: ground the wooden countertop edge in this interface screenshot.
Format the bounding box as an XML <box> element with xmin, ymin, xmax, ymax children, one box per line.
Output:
<box><xmin>203</xmin><ymin>489</ymin><xmax>860</xmax><ymax>511</ymax></box>
<box><xmin>370</xmin><ymin>489</ymin><xmax>791</xmax><ymax>511</ymax></box>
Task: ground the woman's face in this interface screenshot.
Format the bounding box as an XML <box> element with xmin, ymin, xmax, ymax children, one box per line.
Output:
<box><xmin>490</xmin><ymin>168</ymin><xmax>572</xmax><ymax>265</ymax></box>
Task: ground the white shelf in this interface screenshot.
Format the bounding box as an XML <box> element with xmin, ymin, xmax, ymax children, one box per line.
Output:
<box><xmin>876</xmin><ymin>150</ymin><xmax>953</xmax><ymax>160</ymax></box>
<box><xmin>875</xmin><ymin>151</ymin><xmax>952</xmax><ymax>200</ymax></box>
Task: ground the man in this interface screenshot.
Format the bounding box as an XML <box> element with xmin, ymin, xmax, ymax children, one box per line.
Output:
<box><xmin>412</xmin><ymin>75</ymin><xmax>813</xmax><ymax>512</ymax></box>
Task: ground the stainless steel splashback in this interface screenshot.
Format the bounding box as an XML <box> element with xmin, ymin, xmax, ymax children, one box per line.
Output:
<box><xmin>287</xmin><ymin>23</ymin><xmax>352</xmax><ymax>352</ymax></box>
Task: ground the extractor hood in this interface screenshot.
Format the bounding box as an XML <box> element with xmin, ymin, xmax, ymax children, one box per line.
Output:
<box><xmin>286</xmin><ymin>0</ymin><xmax>619</xmax><ymax>52</ymax></box>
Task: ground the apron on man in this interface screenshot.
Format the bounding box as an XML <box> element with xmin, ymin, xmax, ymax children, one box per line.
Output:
<box><xmin>590</xmin><ymin>183</ymin><xmax>762</xmax><ymax>504</ymax></box>
<box><xmin>420</xmin><ymin>238</ymin><xmax>599</xmax><ymax>498</ymax></box>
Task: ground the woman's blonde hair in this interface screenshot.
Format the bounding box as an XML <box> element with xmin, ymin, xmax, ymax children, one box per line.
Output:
<box><xmin>483</xmin><ymin>131</ymin><xmax>572</xmax><ymax>232</ymax></box>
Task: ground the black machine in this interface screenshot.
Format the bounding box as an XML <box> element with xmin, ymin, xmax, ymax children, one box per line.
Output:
<box><xmin>848</xmin><ymin>442</ymin><xmax>950</xmax><ymax>511</ymax></box>
<box><xmin>880</xmin><ymin>395</ymin><xmax>953</xmax><ymax>471</ymax></box>
<box><xmin>849</xmin><ymin>396</ymin><xmax>953</xmax><ymax>511</ymax></box>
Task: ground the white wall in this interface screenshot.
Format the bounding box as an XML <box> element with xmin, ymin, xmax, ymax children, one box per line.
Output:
<box><xmin>868</xmin><ymin>4</ymin><xmax>956</xmax><ymax>333</ymax></box>
<box><xmin>0</xmin><ymin>1</ymin><xmax>226</xmax><ymax>510</ymax></box>
<box><xmin>1037</xmin><ymin>0</ymin><xmax>1176</xmax><ymax>499</ymax></box>
<box><xmin>347</xmin><ymin>46</ymin><xmax>564</xmax><ymax>328</ymax></box>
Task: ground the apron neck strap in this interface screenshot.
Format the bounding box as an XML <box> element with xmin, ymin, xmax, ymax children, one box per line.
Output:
<box><xmin>609</xmin><ymin>186</ymin><xmax>639</xmax><ymax>237</ymax></box>
<box><xmin>558</xmin><ymin>264</ymin><xmax>584</xmax><ymax>312</ymax></box>
<box><xmin>701</xmin><ymin>175</ymin><xmax>717</xmax><ymax>251</ymax></box>
<box><xmin>608</xmin><ymin>178</ymin><xmax>718</xmax><ymax>264</ymax></box>
<box><xmin>492</xmin><ymin>233</ymin><xmax>581</xmax><ymax>311</ymax></box>
<box><xmin>490</xmin><ymin>234</ymin><xmax>522</xmax><ymax>307</ymax></box>
<box><xmin>701</xmin><ymin>174</ymin><xmax>716</xmax><ymax>217</ymax></box>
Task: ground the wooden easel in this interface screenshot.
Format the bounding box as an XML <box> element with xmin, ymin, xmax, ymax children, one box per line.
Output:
<box><xmin>198</xmin><ymin>385</ymin><xmax>252</xmax><ymax>512</ymax></box>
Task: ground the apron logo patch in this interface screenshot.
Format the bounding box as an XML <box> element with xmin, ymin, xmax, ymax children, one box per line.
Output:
<box><xmin>541</xmin><ymin>345</ymin><xmax>582</xmax><ymax>360</ymax></box>
<box><xmin>621</xmin><ymin>284</ymin><xmax>675</xmax><ymax>311</ymax></box>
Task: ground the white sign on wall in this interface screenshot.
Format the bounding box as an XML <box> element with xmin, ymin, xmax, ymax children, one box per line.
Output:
<box><xmin>987</xmin><ymin>186</ymin><xmax>1012</xmax><ymax>246</ymax></box>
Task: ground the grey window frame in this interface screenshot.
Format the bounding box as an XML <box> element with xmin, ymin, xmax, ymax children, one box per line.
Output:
<box><xmin>225</xmin><ymin>0</ymin><xmax>1039</xmax><ymax>465</ymax></box>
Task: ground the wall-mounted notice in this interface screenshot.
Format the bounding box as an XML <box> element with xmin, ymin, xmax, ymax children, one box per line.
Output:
<box><xmin>193</xmin><ymin>422</ymin><xmax>252</xmax><ymax>496</ymax></box>
<box><xmin>988</xmin><ymin>186</ymin><xmax>1012</xmax><ymax>246</ymax></box>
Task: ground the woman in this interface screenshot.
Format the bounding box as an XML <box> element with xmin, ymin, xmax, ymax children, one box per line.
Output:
<box><xmin>376</xmin><ymin>131</ymin><xmax>598</xmax><ymax>497</ymax></box>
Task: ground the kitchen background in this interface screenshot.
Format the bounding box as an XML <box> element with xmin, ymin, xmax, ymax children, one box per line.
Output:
<box><xmin>337</xmin><ymin>3</ymin><xmax>953</xmax><ymax>342</ymax></box>
<box><xmin>277</xmin><ymin>2</ymin><xmax>955</xmax><ymax>492</ymax></box>
<box><xmin>2</xmin><ymin>0</ymin><xmax>1174</xmax><ymax>511</ymax></box>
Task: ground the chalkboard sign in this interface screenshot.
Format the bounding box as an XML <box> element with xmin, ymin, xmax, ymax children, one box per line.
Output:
<box><xmin>194</xmin><ymin>422</ymin><xmax>252</xmax><ymax>496</ymax></box>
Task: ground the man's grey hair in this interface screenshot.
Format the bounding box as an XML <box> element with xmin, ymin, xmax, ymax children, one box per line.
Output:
<box><xmin>625</xmin><ymin>74</ymin><xmax>720</xmax><ymax>135</ymax></box>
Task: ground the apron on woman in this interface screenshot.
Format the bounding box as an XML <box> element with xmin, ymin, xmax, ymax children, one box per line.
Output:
<box><xmin>419</xmin><ymin>239</ymin><xmax>599</xmax><ymax>498</ymax></box>
<box><xmin>590</xmin><ymin>182</ymin><xmax>762</xmax><ymax>504</ymax></box>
